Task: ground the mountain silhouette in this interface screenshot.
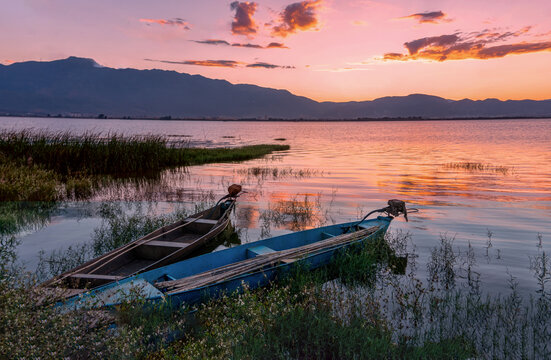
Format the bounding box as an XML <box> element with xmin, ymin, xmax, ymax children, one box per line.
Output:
<box><xmin>1</xmin><ymin>57</ymin><xmax>550</xmax><ymax>119</ymax></box>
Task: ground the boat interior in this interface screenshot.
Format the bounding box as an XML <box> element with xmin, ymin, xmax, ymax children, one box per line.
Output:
<box><xmin>56</xmin><ymin>203</ymin><xmax>231</xmax><ymax>290</ymax></box>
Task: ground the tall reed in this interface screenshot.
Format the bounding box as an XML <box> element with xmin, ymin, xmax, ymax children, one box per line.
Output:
<box><xmin>0</xmin><ymin>129</ymin><xmax>290</xmax><ymax>177</ymax></box>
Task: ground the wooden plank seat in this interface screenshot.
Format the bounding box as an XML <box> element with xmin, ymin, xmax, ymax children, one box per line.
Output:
<box><xmin>142</xmin><ymin>240</ymin><xmax>190</xmax><ymax>248</ymax></box>
<box><xmin>247</xmin><ymin>245</ymin><xmax>276</xmax><ymax>258</ymax></box>
<box><xmin>321</xmin><ymin>232</ymin><xmax>336</xmax><ymax>239</ymax></box>
<box><xmin>185</xmin><ymin>218</ymin><xmax>218</xmax><ymax>225</ymax></box>
<box><xmin>69</xmin><ymin>273</ymin><xmax>125</xmax><ymax>281</ymax></box>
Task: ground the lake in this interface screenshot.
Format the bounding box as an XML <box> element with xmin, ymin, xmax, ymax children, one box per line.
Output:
<box><xmin>2</xmin><ymin>117</ymin><xmax>550</xmax><ymax>294</ymax></box>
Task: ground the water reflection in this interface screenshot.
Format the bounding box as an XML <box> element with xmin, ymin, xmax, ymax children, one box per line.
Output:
<box><xmin>4</xmin><ymin>118</ymin><xmax>550</xmax><ymax>294</ymax></box>
<box><xmin>0</xmin><ymin>202</ymin><xmax>58</xmax><ymax>236</ymax></box>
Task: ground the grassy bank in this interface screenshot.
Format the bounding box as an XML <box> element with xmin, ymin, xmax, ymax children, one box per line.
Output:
<box><xmin>0</xmin><ymin>129</ymin><xmax>289</xmax><ymax>201</ymax></box>
<box><xmin>3</xmin><ymin>226</ymin><xmax>551</xmax><ymax>359</ymax></box>
<box><xmin>3</xmin><ymin>202</ymin><xmax>550</xmax><ymax>359</ymax></box>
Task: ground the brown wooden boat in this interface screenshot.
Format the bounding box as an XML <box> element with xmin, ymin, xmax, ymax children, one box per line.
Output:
<box><xmin>42</xmin><ymin>185</ymin><xmax>242</xmax><ymax>297</ymax></box>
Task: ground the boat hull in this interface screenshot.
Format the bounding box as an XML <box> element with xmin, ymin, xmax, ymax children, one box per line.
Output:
<box><xmin>63</xmin><ymin>216</ymin><xmax>392</xmax><ymax>310</ymax></box>
<box><xmin>43</xmin><ymin>199</ymin><xmax>237</xmax><ymax>295</ymax></box>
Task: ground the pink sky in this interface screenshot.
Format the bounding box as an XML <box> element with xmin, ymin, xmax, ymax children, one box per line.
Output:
<box><xmin>2</xmin><ymin>0</ymin><xmax>551</xmax><ymax>101</ymax></box>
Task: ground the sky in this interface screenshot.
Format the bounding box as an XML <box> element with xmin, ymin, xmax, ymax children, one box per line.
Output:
<box><xmin>1</xmin><ymin>0</ymin><xmax>551</xmax><ymax>102</ymax></box>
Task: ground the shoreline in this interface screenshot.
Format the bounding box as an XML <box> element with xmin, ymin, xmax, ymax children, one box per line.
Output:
<box><xmin>1</xmin><ymin>114</ymin><xmax>550</xmax><ymax>122</ymax></box>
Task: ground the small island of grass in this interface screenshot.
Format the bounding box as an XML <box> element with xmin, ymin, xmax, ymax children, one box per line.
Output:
<box><xmin>0</xmin><ymin>130</ymin><xmax>289</xmax><ymax>202</ymax></box>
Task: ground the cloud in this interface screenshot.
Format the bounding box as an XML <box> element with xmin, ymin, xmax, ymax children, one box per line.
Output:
<box><xmin>191</xmin><ymin>39</ymin><xmax>288</xmax><ymax>49</ymax></box>
<box><xmin>352</xmin><ymin>20</ymin><xmax>368</xmax><ymax>26</ymax></box>
<box><xmin>313</xmin><ymin>67</ymin><xmax>371</xmax><ymax>72</ymax></box>
<box><xmin>139</xmin><ymin>18</ymin><xmax>191</xmax><ymax>30</ymax></box>
<box><xmin>399</xmin><ymin>11</ymin><xmax>451</xmax><ymax>24</ymax></box>
<box><xmin>478</xmin><ymin>42</ymin><xmax>551</xmax><ymax>59</ymax></box>
<box><xmin>193</xmin><ymin>39</ymin><xmax>231</xmax><ymax>46</ymax></box>
<box><xmin>405</xmin><ymin>34</ymin><xmax>460</xmax><ymax>54</ymax></box>
<box><xmin>144</xmin><ymin>59</ymin><xmax>241</xmax><ymax>68</ymax></box>
<box><xmin>145</xmin><ymin>58</ymin><xmax>294</xmax><ymax>69</ymax></box>
<box><xmin>230</xmin><ymin>1</ymin><xmax>258</xmax><ymax>37</ymax></box>
<box><xmin>382</xmin><ymin>27</ymin><xmax>551</xmax><ymax>61</ymax></box>
<box><xmin>469</xmin><ymin>26</ymin><xmax>531</xmax><ymax>42</ymax></box>
<box><xmin>247</xmin><ymin>62</ymin><xmax>295</xmax><ymax>69</ymax></box>
<box><xmin>232</xmin><ymin>43</ymin><xmax>264</xmax><ymax>48</ymax></box>
<box><xmin>266</xmin><ymin>42</ymin><xmax>289</xmax><ymax>48</ymax></box>
<box><xmin>272</xmin><ymin>0</ymin><xmax>322</xmax><ymax>37</ymax></box>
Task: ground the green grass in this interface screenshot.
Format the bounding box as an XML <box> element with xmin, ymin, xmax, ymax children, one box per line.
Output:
<box><xmin>4</xmin><ymin>206</ymin><xmax>550</xmax><ymax>359</ymax></box>
<box><xmin>0</xmin><ymin>129</ymin><xmax>289</xmax><ymax>177</ymax></box>
<box><xmin>0</xmin><ymin>160</ymin><xmax>59</xmax><ymax>201</ymax></box>
<box><xmin>183</xmin><ymin>144</ymin><xmax>289</xmax><ymax>166</ymax></box>
<box><xmin>0</xmin><ymin>129</ymin><xmax>289</xmax><ymax>201</ymax></box>
<box><xmin>162</xmin><ymin>235</ymin><xmax>473</xmax><ymax>360</ymax></box>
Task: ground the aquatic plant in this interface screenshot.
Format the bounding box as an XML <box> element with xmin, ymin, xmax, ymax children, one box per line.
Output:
<box><xmin>235</xmin><ymin>166</ymin><xmax>321</xmax><ymax>181</ymax></box>
<box><xmin>259</xmin><ymin>193</ymin><xmax>328</xmax><ymax>233</ymax></box>
<box><xmin>0</xmin><ymin>161</ymin><xmax>59</xmax><ymax>201</ymax></box>
<box><xmin>443</xmin><ymin>162</ymin><xmax>511</xmax><ymax>175</ymax></box>
<box><xmin>4</xmin><ymin>213</ymin><xmax>551</xmax><ymax>359</ymax></box>
<box><xmin>0</xmin><ymin>129</ymin><xmax>289</xmax><ymax>201</ymax></box>
<box><xmin>0</xmin><ymin>129</ymin><xmax>289</xmax><ymax>177</ymax></box>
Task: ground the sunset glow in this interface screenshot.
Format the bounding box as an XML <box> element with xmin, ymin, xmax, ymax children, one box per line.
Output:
<box><xmin>1</xmin><ymin>0</ymin><xmax>550</xmax><ymax>101</ymax></box>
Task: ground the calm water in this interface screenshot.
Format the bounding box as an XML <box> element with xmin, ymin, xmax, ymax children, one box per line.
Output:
<box><xmin>2</xmin><ymin>117</ymin><xmax>551</xmax><ymax>294</ymax></box>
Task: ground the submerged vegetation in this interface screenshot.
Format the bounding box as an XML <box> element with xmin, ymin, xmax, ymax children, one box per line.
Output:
<box><xmin>0</xmin><ymin>129</ymin><xmax>289</xmax><ymax>201</ymax></box>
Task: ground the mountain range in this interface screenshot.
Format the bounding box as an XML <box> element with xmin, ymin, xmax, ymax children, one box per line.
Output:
<box><xmin>1</xmin><ymin>57</ymin><xmax>550</xmax><ymax>119</ymax></box>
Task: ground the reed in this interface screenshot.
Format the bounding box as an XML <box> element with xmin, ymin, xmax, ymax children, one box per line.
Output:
<box><xmin>0</xmin><ymin>129</ymin><xmax>289</xmax><ymax>177</ymax></box>
<box><xmin>443</xmin><ymin>161</ymin><xmax>511</xmax><ymax>175</ymax></box>
<box><xmin>235</xmin><ymin>166</ymin><xmax>320</xmax><ymax>180</ymax></box>
<box><xmin>3</xmin><ymin>204</ymin><xmax>550</xmax><ymax>359</ymax></box>
<box><xmin>260</xmin><ymin>194</ymin><xmax>327</xmax><ymax>232</ymax></box>
<box><xmin>0</xmin><ymin>160</ymin><xmax>59</xmax><ymax>201</ymax></box>
<box><xmin>0</xmin><ymin>129</ymin><xmax>289</xmax><ymax>201</ymax></box>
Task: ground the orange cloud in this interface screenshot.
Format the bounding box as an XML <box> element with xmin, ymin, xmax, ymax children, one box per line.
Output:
<box><xmin>272</xmin><ymin>0</ymin><xmax>322</xmax><ymax>37</ymax></box>
<box><xmin>139</xmin><ymin>18</ymin><xmax>191</xmax><ymax>30</ymax></box>
<box><xmin>399</xmin><ymin>11</ymin><xmax>451</xmax><ymax>24</ymax></box>
<box><xmin>383</xmin><ymin>28</ymin><xmax>551</xmax><ymax>61</ymax></box>
<box><xmin>230</xmin><ymin>1</ymin><xmax>258</xmax><ymax>37</ymax></box>
<box><xmin>266</xmin><ymin>42</ymin><xmax>289</xmax><ymax>48</ymax></box>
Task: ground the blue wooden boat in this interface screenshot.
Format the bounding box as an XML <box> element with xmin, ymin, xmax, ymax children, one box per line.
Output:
<box><xmin>62</xmin><ymin>215</ymin><xmax>395</xmax><ymax>311</ymax></box>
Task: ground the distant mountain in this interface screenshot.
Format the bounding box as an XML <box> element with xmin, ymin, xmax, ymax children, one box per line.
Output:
<box><xmin>1</xmin><ymin>57</ymin><xmax>550</xmax><ymax>119</ymax></box>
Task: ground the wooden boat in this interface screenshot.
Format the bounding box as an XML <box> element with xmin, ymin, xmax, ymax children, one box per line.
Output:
<box><xmin>43</xmin><ymin>185</ymin><xmax>243</xmax><ymax>298</ymax></box>
<box><xmin>62</xmin><ymin>202</ymin><xmax>407</xmax><ymax>310</ymax></box>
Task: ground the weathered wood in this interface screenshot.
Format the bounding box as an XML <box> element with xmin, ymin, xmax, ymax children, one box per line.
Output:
<box><xmin>42</xmin><ymin>198</ymin><xmax>237</xmax><ymax>295</ymax></box>
<box><xmin>85</xmin><ymin>215</ymin><xmax>204</xmax><ymax>275</ymax></box>
<box><xmin>69</xmin><ymin>273</ymin><xmax>124</xmax><ymax>281</ymax></box>
<box><xmin>143</xmin><ymin>240</ymin><xmax>191</xmax><ymax>248</ymax></box>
